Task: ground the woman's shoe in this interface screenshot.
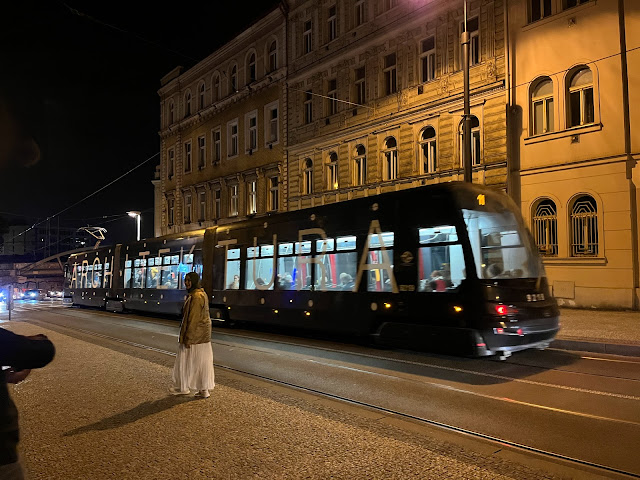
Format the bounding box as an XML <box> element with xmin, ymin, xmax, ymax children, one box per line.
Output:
<box><xmin>169</xmin><ymin>387</ymin><xmax>191</xmax><ymax>395</ymax></box>
<box><xmin>195</xmin><ymin>390</ymin><xmax>210</xmax><ymax>398</ymax></box>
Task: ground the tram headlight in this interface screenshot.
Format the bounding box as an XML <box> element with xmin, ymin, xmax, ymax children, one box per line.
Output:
<box><xmin>383</xmin><ymin>302</ymin><xmax>392</xmax><ymax>309</ymax></box>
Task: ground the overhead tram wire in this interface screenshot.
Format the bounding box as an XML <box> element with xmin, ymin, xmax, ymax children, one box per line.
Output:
<box><xmin>7</xmin><ymin>152</ymin><xmax>160</xmax><ymax>244</ymax></box>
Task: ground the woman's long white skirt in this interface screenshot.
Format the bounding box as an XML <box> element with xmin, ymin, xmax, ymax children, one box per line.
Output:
<box><xmin>172</xmin><ymin>343</ymin><xmax>216</xmax><ymax>392</ymax></box>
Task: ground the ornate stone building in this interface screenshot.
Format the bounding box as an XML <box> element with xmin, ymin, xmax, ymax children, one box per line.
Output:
<box><xmin>507</xmin><ymin>0</ymin><xmax>639</xmax><ymax>309</ymax></box>
<box><xmin>157</xmin><ymin>8</ymin><xmax>287</xmax><ymax>234</ymax></box>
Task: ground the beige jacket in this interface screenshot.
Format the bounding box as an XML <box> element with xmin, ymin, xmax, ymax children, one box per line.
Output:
<box><xmin>178</xmin><ymin>288</ymin><xmax>212</xmax><ymax>345</ymax></box>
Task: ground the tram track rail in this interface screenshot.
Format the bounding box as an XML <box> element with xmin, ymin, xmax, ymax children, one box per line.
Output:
<box><xmin>17</xmin><ymin>307</ymin><xmax>640</xmax><ymax>479</ymax></box>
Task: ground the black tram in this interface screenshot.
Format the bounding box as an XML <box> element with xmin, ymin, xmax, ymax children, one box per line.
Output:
<box><xmin>65</xmin><ymin>182</ymin><xmax>560</xmax><ymax>358</ymax></box>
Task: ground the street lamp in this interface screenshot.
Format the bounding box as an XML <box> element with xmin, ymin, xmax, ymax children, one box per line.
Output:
<box><xmin>127</xmin><ymin>211</ymin><xmax>141</xmax><ymax>241</ymax></box>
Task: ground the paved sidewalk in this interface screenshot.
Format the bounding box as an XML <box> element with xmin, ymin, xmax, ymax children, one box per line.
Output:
<box><xmin>552</xmin><ymin>307</ymin><xmax>640</xmax><ymax>357</ymax></box>
<box><xmin>4</xmin><ymin>321</ymin><xmax>602</xmax><ymax>480</ymax></box>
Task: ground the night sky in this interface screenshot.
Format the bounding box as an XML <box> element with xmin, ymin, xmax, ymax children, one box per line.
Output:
<box><xmin>0</xmin><ymin>0</ymin><xmax>279</xmax><ymax>247</ymax></box>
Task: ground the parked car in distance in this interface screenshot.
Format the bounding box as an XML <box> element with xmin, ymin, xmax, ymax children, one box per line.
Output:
<box><xmin>25</xmin><ymin>289</ymin><xmax>46</xmax><ymax>300</ymax></box>
<box><xmin>47</xmin><ymin>290</ymin><xmax>63</xmax><ymax>298</ymax></box>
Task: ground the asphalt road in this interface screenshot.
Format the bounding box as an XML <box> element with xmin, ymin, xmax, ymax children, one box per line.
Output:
<box><xmin>9</xmin><ymin>300</ymin><xmax>640</xmax><ymax>478</ymax></box>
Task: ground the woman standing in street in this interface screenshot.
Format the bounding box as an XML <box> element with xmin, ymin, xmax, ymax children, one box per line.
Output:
<box><xmin>169</xmin><ymin>272</ymin><xmax>215</xmax><ymax>398</ymax></box>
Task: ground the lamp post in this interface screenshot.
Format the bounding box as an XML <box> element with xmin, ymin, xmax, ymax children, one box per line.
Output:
<box><xmin>127</xmin><ymin>211</ymin><xmax>141</xmax><ymax>241</ymax></box>
<box><xmin>461</xmin><ymin>0</ymin><xmax>472</xmax><ymax>183</ymax></box>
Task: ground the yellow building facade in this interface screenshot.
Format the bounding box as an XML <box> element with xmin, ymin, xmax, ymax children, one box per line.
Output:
<box><xmin>507</xmin><ymin>0</ymin><xmax>639</xmax><ymax>309</ymax></box>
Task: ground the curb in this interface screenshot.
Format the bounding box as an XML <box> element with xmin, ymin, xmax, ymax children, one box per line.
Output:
<box><xmin>552</xmin><ymin>338</ymin><xmax>640</xmax><ymax>357</ymax></box>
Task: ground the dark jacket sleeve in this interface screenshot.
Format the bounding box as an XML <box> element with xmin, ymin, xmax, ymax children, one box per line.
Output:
<box><xmin>0</xmin><ymin>327</ymin><xmax>55</xmax><ymax>371</ymax></box>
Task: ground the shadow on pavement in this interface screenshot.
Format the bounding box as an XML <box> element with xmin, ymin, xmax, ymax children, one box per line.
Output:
<box><xmin>63</xmin><ymin>395</ymin><xmax>195</xmax><ymax>436</ymax></box>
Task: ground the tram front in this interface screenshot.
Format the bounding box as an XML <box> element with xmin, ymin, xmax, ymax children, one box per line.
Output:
<box><xmin>457</xmin><ymin>185</ymin><xmax>560</xmax><ymax>359</ymax></box>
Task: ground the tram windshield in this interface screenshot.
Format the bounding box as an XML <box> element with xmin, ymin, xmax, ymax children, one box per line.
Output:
<box><xmin>463</xmin><ymin>201</ymin><xmax>541</xmax><ymax>280</ymax></box>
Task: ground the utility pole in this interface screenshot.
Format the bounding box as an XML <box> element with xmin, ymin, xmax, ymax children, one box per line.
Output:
<box><xmin>461</xmin><ymin>0</ymin><xmax>472</xmax><ymax>183</ymax></box>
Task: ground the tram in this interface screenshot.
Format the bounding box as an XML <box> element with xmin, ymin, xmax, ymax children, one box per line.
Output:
<box><xmin>65</xmin><ymin>182</ymin><xmax>560</xmax><ymax>358</ymax></box>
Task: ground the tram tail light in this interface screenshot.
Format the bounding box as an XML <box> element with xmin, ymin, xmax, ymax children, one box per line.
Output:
<box><xmin>495</xmin><ymin>304</ymin><xmax>518</xmax><ymax>316</ymax></box>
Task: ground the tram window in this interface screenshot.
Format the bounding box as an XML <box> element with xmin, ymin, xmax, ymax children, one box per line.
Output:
<box><xmin>184</xmin><ymin>254</ymin><xmax>194</xmax><ymax>264</ymax></box>
<box><xmin>245</xmin><ymin>245</ymin><xmax>274</xmax><ymax>290</ymax></box>
<box><xmin>316</xmin><ymin>238</ymin><xmax>335</xmax><ymax>252</ymax></box>
<box><xmin>314</xmin><ymin>235</ymin><xmax>357</xmax><ymax>291</ymax></box>
<box><xmin>92</xmin><ymin>263</ymin><xmax>102</xmax><ymax>288</ymax></box>
<box><xmin>146</xmin><ymin>263</ymin><xmax>160</xmax><ymax>288</ymax></box>
<box><xmin>161</xmin><ymin>262</ymin><xmax>179</xmax><ymax>289</ymax></box>
<box><xmin>133</xmin><ymin>258</ymin><xmax>146</xmax><ymax>289</ymax></box>
<box><xmin>419</xmin><ymin>226</ymin><xmax>458</xmax><ymax>244</ymax></box>
<box><xmin>277</xmin><ymin>242</ymin><xmax>309</xmax><ymax>290</ymax></box>
<box><xmin>366</xmin><ymin>249</ymin><xmax>394</xmax><ymax>292</ymax></box>
<box><xmin>368</xmin><ymin>232</ymin><xmax>394</xmax><ymax>248</ymax></box>
<box><xmin>226</xmin><ymin>248</ymin><xmax>241</xmax><ymax>290</ymax></box>
<box><xmin>295</xmin><ymin>241</ymin><xmax>312</xmax><ymax>254</ymax></box>
<box><xmin>124</xmin><ymin>260</ymin><xmax>132</xmax><ymax>288</ymax></box>
<box><xmin>418</xmin><ymin>244</ymin><xmax>465</xmax><ymax>292</ymax></box>
<box><xmin>463</xmin><ymin>209</ymin><xmax>539</xmax><ymax>279</ymax></box>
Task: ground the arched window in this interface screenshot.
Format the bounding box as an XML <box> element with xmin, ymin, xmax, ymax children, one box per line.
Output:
<box><xmin>268</xmin><ymin>40</ymin><xmax>278</xmax><ymax>72</ymax></box>
<box><xmin>532</xmin><ymin>199</ymin><xmax>558</xmax><ymax>256</ymax></box>
<box><xmin>230</xmin><ymin>64</ymin><xmax>238</xmax><ymax>93</ymax></box>
<box><xmin>353</xmin><ymin>144</ymin><xmax>366</xmax><ymax>186</ymax></box>
<box><xmin>198</xmin><ymin>82</ymin><xmax>206</xmax><ymax>110</ymax></box>
<box><xmin>568</xmin><ymin>67</ymin><xmax>594</xmax><ymax>127</ymax></box>
<box><xmin>570</xmin><ymin>195</ymin><xmax>598</xmax><ymax>256</ymax></box>
<box><xmin>303</xmin><ymin>158</ymin><xmax>314</xmax><ymax>194</ymax></box>
<box><xmin>168</xmin><ymin>100</ymin><xmax>174</xmax><ymax>125</ymax></box>
<box><xmin>382</xmin><ymin>137</ymin><xmax>397</xmax><ymax>181</ymax></box>
<box><xmin>419</xmin><ymin>126</ymin><xmax>437</xmax><ymax>174</ymax></box>
<box><xmin>213</xmin><ymin>73</ymin><xmax>221</xmax><ymax>101</ymax></box>
<box><xmin>184</xmin><ymin>91</ymin><xmax>192</xmax><ymax>118</ymax></box>
<box><xmin>458</xmin><ymin>116</ymin><xmax>480</xmax><ymax>167</ymax></box>
<box><xmin>327</xmin><ymin>152</ymin><xmax>338</xmax><ymax>190</ymax></box>
<box><xmin>531</xmin><ymin>77</ymin><xmax>554</xmax><ymax>135</ymax></box>
<box><xmin>247</xmin><ymin>52</ymin><xmax>256</xmax><ymax>84</ymax></box>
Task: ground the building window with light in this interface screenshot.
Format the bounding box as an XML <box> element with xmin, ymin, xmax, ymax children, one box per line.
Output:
<box><xmin>167</xmin><ymin>148</ymin><xmax>175</xmax><ymax>179</ymax></box>
<box><xmin>198</xmin><ymin>136</ymin><xmax>206</xmax><ymax>169</ymax></box>
<box><xmin>268</xmin><ymin>40</ymin><xmax>278</xmax><ymax>72</ymax></box>
<box><xmin>532</xmin><ymin>199</ymin><xmax>558</xmax><ymax>256</ymax></box>
<box><xmin>458</xmin><ymin>116</ymin><xmax>481</xmax><ymax>167</ymax></box>
<box><xmin>184</xmin><ymin>141</ymin><xmax>192</xmax><ymax>173</ymax></box>
<box><xmin>531</xmin><ymin>77</ymin><xmax>554</xmax><ymax>135</ymax></box>
<box><xmin>247</xmin><ymin>52</ymin><xmax>256</xmax><ymax>84</ymax></box>
<box><xmin>382</xmin><ymin>137</ymin><xmax>397</xmax><ymax>181</ymax></box>
<box><xmin>198</xmin><ymin>82</ymin><xmax>205</xmax><ymax>110</ymax></box>
<box><xmin>326</xmin><ymin>79</ymin><xmax>338</xmax><ymax>116</ymax></box>
<box><xmin>303</xmin><ymin>20</ymin><xmax>313</xmax><ymax>54</ymax></box>
<box><xmin>304</xmin><ymin>90</ymin><xmax>313</xmax><ymax>124</ymax></box>
<box><xmin>228</xmin><ymin>120</ymin><xmax>238</xmax><ymax>157</ymax></box>
<box><xmin>198</xmin><ymin>191</ymin><xmax>206</xmax><ymax>221</ymax></box>
<box><xmin>420</xmin><ymin>36</ymin><xmax>436</xmax><ymax>83</ymax></box>
<box><xmin>213</xmin><ymin>73</ymin><xmax>221</xmax><ymax>101</ymax></box>
<box><xmin>419</xmin><ymin>126</ymin><xmax>437</xmax><ymax>174</ymax></box>
<box><xmin>327</xmin><ymin>152</ymin><xmax>338</xmax><ymax>190</ymax></box>
<box><xmin>229</xmin><ymin>185</ymin><xmax>239</xmax><ymax>217</ymax></box>
<box><xmin>354</xmin><ymin>0</ymin><xmax>365</xmax><ymax>26</ymax></box>
<box><xmin>246</xmin><ymin>111</ymin><xmax>258</xmax><ymax>152</ymax></box>
<box><xmin>530</xmin><ymin>0</ymin><xmax>552</xmax><ymax>22</ymax></box>
<box><xmin>354</xmin><ymin>67</ymin><xmax>366</xmax><ymax>106</ymax></box>
<box><xmin>570</xmin><ymin>195</ymin><xmax>598</xmax><ymax>256</ymax></box>
<box><xmin>383</xmin><ymin>53</ymin><xmax>397</xmax><ymax>96</ymax></box>
<box><xmin>303</xmin><ymin>158</ymin><xmax>314</xmax><ymax>194</ymax></box>
<box><xmin>328</xmin><ymin>5</ymin><xmax>337</xmax><ymax>42</ymax></box>
<box><xmin>353</xmin><ymin>144</ymin><xmax>366</xmax><ymax>186</ymax></box>
<box><xmin>184</xmin><ymin>193</ymin><xmax>192</xmax><ymax>223</ymax></box>
<box><xmin>247</xmin><ymin>180</ymin><xmax>257</xmax><ymax>215</ymax></box>
<box><xmin>268</xmin><ymin>176</ymin><xmax>279</xmax><ymax>211</ymax></box>
<box><xmin>567</xmin><ymin>67</ymin><xmax>594</xmax><ymax>127</ymax></box>
<box><xmin>212</xmin><ymin>128</ymin><xmax>221</xmax><ymax>164</ymax></box>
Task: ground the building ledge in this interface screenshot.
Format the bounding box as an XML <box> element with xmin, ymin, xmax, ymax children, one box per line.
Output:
<box><xmin>543</xmin><ymin>257</ymin><xmax>607</xmax><ymax>266</ymax></box>
<box><xmin>524</xmin><ymin>123</ymin><xmax>602</xmax><ymax>145</ymax></box>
